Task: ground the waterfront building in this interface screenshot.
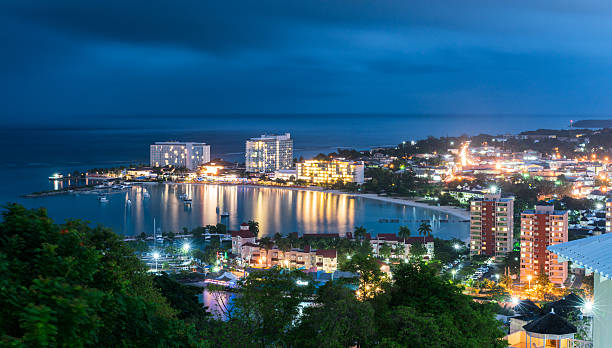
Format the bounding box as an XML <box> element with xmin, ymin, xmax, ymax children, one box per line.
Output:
<box><xmin>520</xmin><ymin>205</ymin><xmax>568</xmax><ymax>286</ymax></box>
<box><xmin>469</xmin><ymin>193</ymin><xmax>515</xmax><ymax>258</ymax></box>
<box><xmin>367</xmin><ymin>233</ymin><xmax>434</xmax><ymax>260</ymax></box>
<box><xmin>150</xmin><ymin>142</ymin><xmax>210</xmax><ymax>170</ymax></box>
<box><xmin>230</xmin><ymin>223</ymin><xmax>256</xmax><ymax>255</ymax></box>
<box><xmin>296</xmin><ymin>159</ymin><xmax>365</xmax><ymax>184</ymax></box>
<box><xmin>273</xmin><ymin>169</ymin><xmax>298</xmax><ymax>182</ymax></box>
<box><xmin>239</xmin><ymin>244</ymin><xmax>338</xmax><ymax>273</ymax></box>
<box><xmin>245</xmin><ymin>133</ymin><xmax>293</xmax><ymax>173</ymax></box>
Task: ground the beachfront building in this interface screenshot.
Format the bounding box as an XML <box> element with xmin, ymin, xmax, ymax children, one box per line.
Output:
<box><xmin>520</xmin><ymin>205</ymin><xmax>568</xmax><ymax>286</ymax></box>
<box><xmin>245</xmin><ymin>133</ymin><xmax>293</xmax><ymax>173</ymax></box>
<box><xmin>150</xmin><ymin>142</ymin><xmax>210</xmax><ymax>170</ymax></box>
<box><xmin>230</xmin><ymin>223</ymin><xmax>257</xmax><ymax>255</ymax></box>
<box><xmin>548</xmin><ymin>234</ymin><xmax>612</xmax><ymax>348</ymax></box>
<box><xmin>367</xmin><ymin>233</ymin><xmax>434</xmax><ymax>260</ymax></box>
<box><xmin>296</xmin><ymin>159</ymin><xmax>365</xmax><ymax>184</ymax></box>
<box><xmin>239</xmin><ymin>244</ymin><xmax>338</xmax><ymax>273</ymax></box>
<box><xmin>469</xmin><ymin>193</ymin><xmax>515</xmax><ymax>258</ymax></box>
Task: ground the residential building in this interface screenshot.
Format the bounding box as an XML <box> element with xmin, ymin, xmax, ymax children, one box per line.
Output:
<box><xmin>245</xmin><ymin>133</ymin><xmax>293</xmax><ymax>173</ymax></box>
<box><xmin>606</xmin><ymin>198</ymin><xmax>612</xmax><ymax>233</ymax></box>
<box><xmin>367</xmin><ymin>233</ymin><xmax>434</xmax><ymax>260</ymax></box>
<box><xmin>150</xmin><ymin>142</ymin><xmax>210</xmax><ymax>170</ymax></box>
<box><xmin>469</xmin><ymin>193</ymin><xmax>515</xmax><ymax>258</ymax></box>
<box><xmin>239</xmin><ymin>244</ymin><xmax>338</xmax><ymax>273</ymax></box>
<box><xmin>272</xmin><ymin>169</ymin><xmax>298</xmax><ymax>181</ymax></box>
<box><xmin>296</xmin><ymin>159</ymin><xmax>365</xmax><ymax>184</ymax></box>
<box><xmin>230</xmin><ymin>223</ymin><xmax>257</xmax><ymax>255</ymax></box>
<box><xmin>520</xmin><ymin>205</ymin><xmax>568</xmax><ymax>286</ymax></box>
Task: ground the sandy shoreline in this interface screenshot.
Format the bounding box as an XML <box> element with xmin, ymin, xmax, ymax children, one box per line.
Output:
<box><xmin>154</xmin><ymin>182</ymin><xmax>471</xmax><ymax>220</ymax></box>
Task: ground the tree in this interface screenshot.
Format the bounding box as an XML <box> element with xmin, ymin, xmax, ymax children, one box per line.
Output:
<box><xmin>379</xmin><ymin>243</ymin><xmax>392</xmax><ymax>260</ymax></box>
<box><xmin>398</xmin><ymin>226</ymin><xmax>411</xmax><ymax>241</ymax></box>
<box><xmin>409</xmin><ymin>242</ymin><xmax>427</xmax><ymax>260</ymax></box>
<box><xmin>417</xmin><ymin>222</ymin><xmax>432</xmax><ymax>243</ymax></box>
<box><xmin>344</xmin><ymin>254</ymin><xmax>388</xmax><ymax>299</ymax></box>
<box><xmin>290</xmin><ymin>282</ymin><xmax>375</xmax><ymax>347</ymax></box>
<box><xmin>0</xmin><ymin>204</ymin><xmax>196</xmax><ymax>346</ymax></box>
<box><xmin>374</xmin><ymin>261</ymin><xmax>507</xmax><ymax>347</ymax></box>
<box><xmin>353</xmin><ymin>226</ymin><xmax>367</xmax><ymax>241</ymax></box>
<box><xmin>231</xmin><ymin>269</ymin><xmax>314</xmax><ymax>347</ymax></box>
<box><xmin>247</xmin><ymin>220</ymin><xmax>259</xmax><ymax>237</ymax></box>
<box><xmin>215</xmin><ymin>223</ymin><xmax>227</xmax><ymax>234</ymax></box>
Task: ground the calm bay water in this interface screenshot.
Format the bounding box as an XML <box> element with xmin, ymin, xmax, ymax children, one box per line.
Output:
<box><xmin>19</xmin><ymin>183</ymin><xmax>469</xmax><ymax>240</ymax></box>
<box><xmin>0</xmin><ymin>113</ymin><xmax>579</xmax><ymax>238</ymax></box>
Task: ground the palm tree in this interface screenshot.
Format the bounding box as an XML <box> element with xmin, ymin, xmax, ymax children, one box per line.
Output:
<box><xmin>417</xmin><ymin>222</ymin><xmax>432</xmax><ymax>244</ymax></box>
<box><xmin>248</xmin><ymin>220</ymin><xmax>260</xmax><ymax>237</ymax></box>
<box><xmin>398</xmin><ymin>226</ymin><xmax>411</xmax><ymax>242</ymax></box>
<box><xmin>353</xmin><ymin>226</ymin><xmax>366</xmax><ymax>241</ymax></box>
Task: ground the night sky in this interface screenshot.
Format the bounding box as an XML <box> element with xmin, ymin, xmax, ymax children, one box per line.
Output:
<box><xmin>2</xmin><ymin>1</ymin><xmax>612</xmax><ymax>124</ymax></box>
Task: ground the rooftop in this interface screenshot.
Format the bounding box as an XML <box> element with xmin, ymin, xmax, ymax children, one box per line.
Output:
<box><xmin>548</xmin><ymin>233</ymin><xmax>612</xmax><ymax>279</ymax></box>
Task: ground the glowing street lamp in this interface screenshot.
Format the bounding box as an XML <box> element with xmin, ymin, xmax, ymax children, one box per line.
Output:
<box><xmin>182</xmin><ymin>242</ymin><xmax>191</xmax><ymax>254</ymax></box>
<box><xmin>153</xmin><ymin>251</ymin><xmax>160</xmax><ymax>273</ymax></box>
<box><xmin>511</xmin><ymin>297</ymin><xmax>520</xmax><ymax>306</ymax></box>
<box><xmin>495</xmin><ymin>274</ymin><xmax>500</xmax><ymax>281</ymax></box>
<box><xmin>453</xmin><ymin>243</ymin><xmax>461</xmax><ymax>250</ymax></box>
<box><xmin>527</xmin><ymin>275</ymin><xmax>533</xmax><ymax>288</ymax></box>
<box><xmin>451</xmin><ymin>269</ymin><xmax>457</xmax><ymax>280</ymax></box>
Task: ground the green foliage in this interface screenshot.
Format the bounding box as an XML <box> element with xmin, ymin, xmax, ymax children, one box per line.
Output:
<box><xmin>374</xmin><ymin>261</ymin><xmax>507</xmax><ymax>347</ymax></box>
<box><xmin>247</xmin><ymin>220</ymin><xmax>259</xmax><ymax>237</ymax></box>
<box><xmin>290</xmin><ymin>282</ymin><xmax>375</xmax><ymax>347</ymax></box>
<box><xmin>0</xmin><ymin>204</ymin><xmax>196</xmax><ymax>346</ymax></box>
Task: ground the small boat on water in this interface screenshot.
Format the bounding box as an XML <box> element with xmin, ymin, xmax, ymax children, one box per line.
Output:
<box><xmin>98</xmin><ymin>195</ymin><xmax>109</xmax><ymax>203</ymax></box>
<box><xmin>127</xmin><ymin>199</ymin><xmax>132</xmax><ymax>205</ymax></box>
<box><xmin>143</xmin><ymin>191</ymin><xmax>150</xmax><ymax>199</ymax></box>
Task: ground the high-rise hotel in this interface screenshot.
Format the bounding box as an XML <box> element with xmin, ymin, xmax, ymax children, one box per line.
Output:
<box><xmin>519</xmin><ymin>205</ymin><xmax>568</xmax><ymax>286</ymax></box>
<box><xmin>245</xmin><ymin>133</ymin><xmax>293</xmax><ymax>173</ymax></box>
<box><xmin>606</xmin><ymin>198</ymin><xmax>612</xmax><ymax>233</ymax></box>
<box><xmin>469</xmin><ymin>192</ymin><xmax>514</xmax><ymax>258</ymax></box>
<box><xmin>150</xmin><ymin>142</ymin><xmax>210</xmax><ymax>170</ymax></box>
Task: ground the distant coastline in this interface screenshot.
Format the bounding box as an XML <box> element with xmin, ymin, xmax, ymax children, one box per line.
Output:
<box><xmin>572</xmin><ymin>119</ymin><xmax>612</xmax><ymax>128</ymax></box>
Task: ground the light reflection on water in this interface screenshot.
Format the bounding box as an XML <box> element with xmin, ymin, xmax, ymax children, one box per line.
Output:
<box><xmin>20</xmin><ymin>184</ymin><xmax>468</xmax><ymax>240</ymax></box>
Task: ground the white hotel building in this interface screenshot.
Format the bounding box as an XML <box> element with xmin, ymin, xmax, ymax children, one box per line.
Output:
<box><xmin>150</xmin><ymin>142</ymin><xmax>210</xmax><ymax>170</ymax></box>
<box><xmin>245</xmin><ymin>133</ymin><xmax>293</xmax><ymax>173</ymax></box>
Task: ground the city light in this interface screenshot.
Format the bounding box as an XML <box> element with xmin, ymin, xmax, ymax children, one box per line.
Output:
<box><xmin>511</xmin><ymin>297</ymin><xmax>520</xmax><ymax>306</ymax></box>
<box><xmin>296</xmin><ymin>280</ymin><xmax>309</xmax><ymax>286</ymax></box>
<box><xmin>453</xmin><ymin>243</ymin><xmax>460</xmax><ymax>250</ymax></box>
<box><xmin>583</xmin><ymin>300</ymin><xmax>593</xmax><ymax>314</ymax></box>
<box><xmin>596</xmin><ymin>203</ymin><xmax>603</xmax><ymax>210</ymax></box>
<box><xmin>489</xmin><ymin>185</ymin><xmax>498</xmax><ymax>194</ymax></box>
<box><xmin>153</xmin><ymin>252</ymin><xmax>160</xmax><ymax>260</ymax></box>
<box><xmin>182</xmin><ymin>243</ymin><xmax>191</xmax><ymax>253</ymax></box>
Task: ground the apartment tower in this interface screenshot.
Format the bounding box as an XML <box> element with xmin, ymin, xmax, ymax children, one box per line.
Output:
<box><xmin>469</xmin><ymin>193</ymin><xmax>515</xmax><ymax>258</ymax></box>
<box><xmin>520</xmin><ymin>205</ymin><xmax>568</xmax><ymax>286</ymax></box>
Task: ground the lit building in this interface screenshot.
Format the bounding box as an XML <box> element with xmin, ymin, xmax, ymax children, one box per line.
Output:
<box><xmin>245</xmin><ymin>133</ymin><xmax>293</xmax><ymax>173</ymax></box>
<box><xmin>469</xmin><ymin>193</ymin><xmax>515</xmax><ymax>258</ymax></box>
<box><xmin>367</xmin><ymin>233</ymin><xmax>435</xmax><ymax>260</ymax></box>
<box><xmin>150</xmin><ymin>142</ymin><xmax>210</xmax><ymax>170</ymax></box>
<box><xmin>606</xmin><ymin>199</ymin><xmax>612</xmax><ymax>233</ymax></box>
<box><xmin>230</xmin><ymin>223</ymin><xmax>257</xmax><ymax>255</ymax></box>
<box><xmin>239</xmin><ymin>244</ymin><xmax>337</xmax><ymax>273</ymax></box>
<box><xmin>520</xmin><ymin>205</ymin><xmax>568</xmax><ymax>286</ymax></box>
<box><xmin>296</xmin><ymin>159</ymin><xmax>365</xmax><ymax>184</ymax></box>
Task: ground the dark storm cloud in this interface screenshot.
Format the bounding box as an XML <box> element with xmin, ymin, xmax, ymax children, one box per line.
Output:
<box><xmin>2</xmin><ymin>0</ymin><xmax>612</xmax><ymax>123</ymax></box>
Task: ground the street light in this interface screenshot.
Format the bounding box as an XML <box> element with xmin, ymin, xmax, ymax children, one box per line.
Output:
<box><xmin>182</xmin><ymin>242</ymin><xmax>191</xmax><ymax>254</ymax></box>
<box><xmin>495</xmin><ymin>274</ymin><xmax>500</xmax><ymax>281</ymax></box>
<box><xmin>527</xmin><ymin>275</ymin><xmax>533</xmax><ymax>288</ymax></box>
<box><xmin>153</xmin><ymin>251</ymin><xmax>160</xmax><ymax>273</ymax></box>
<box><xmin>451</xmin><ymin>269</ymin><xmax>457</xmax><ymax>280</ymax></box>
<box><xmin>511</xmin><ymin>297</ymin><xmax>520</xmax><ymax>306</ymax></box>
<box><xmin>453</xmin><ymin>243</ymin><xmax>461</xmax><ymax>250</ymax></box>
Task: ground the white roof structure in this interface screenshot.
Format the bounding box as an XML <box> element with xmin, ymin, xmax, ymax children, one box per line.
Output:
<box><xmin>548</xmin><ymin>233</ymin><xmax>612</xmax><ymax>280</ymax></box>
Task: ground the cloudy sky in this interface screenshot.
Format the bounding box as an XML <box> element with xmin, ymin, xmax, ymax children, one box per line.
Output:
<box><xmin>2</xmin><ymin>0</ymin><xmax>612</xmax><ymax>123</ymax></box>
